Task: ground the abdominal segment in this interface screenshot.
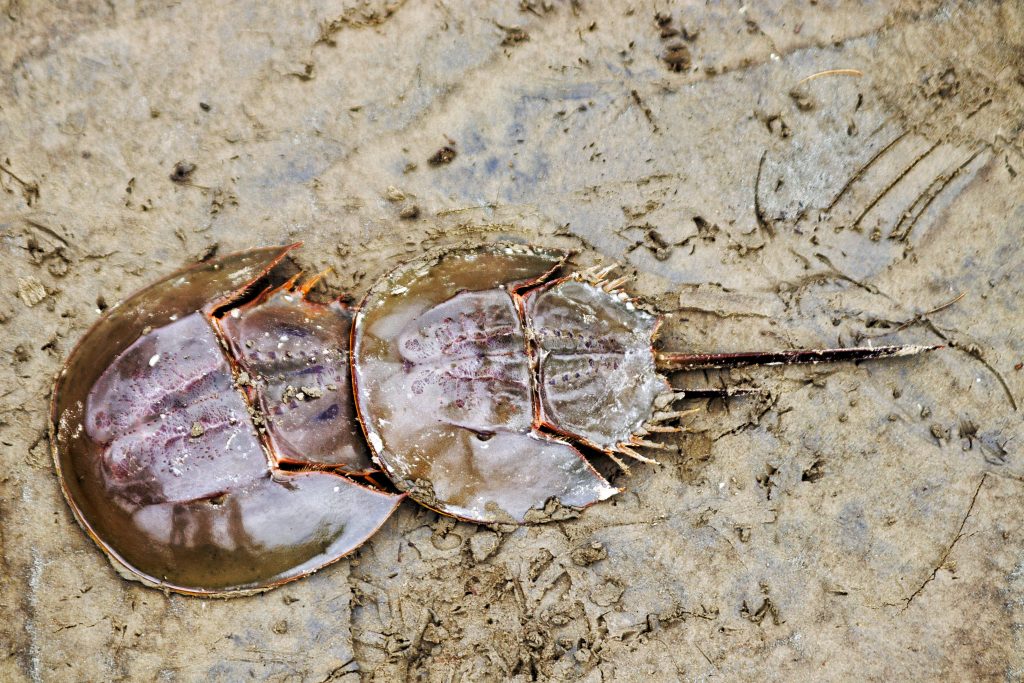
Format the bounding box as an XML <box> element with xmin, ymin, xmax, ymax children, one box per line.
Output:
<box><xmin>218</xmin><ymin>286</ymin><xmax>374</xmax><ymax>474</ymax></box>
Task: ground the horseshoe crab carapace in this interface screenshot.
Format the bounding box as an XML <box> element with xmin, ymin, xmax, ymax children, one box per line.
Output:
<box><xmin>350</xmin><ymin>243</ymin><xmax>936</xmax><ymax>526</ymax></box>
<box><xmin>50</xmin><ymin>246</ymin><xmax>401</xmax><ymax>595</ymax></box>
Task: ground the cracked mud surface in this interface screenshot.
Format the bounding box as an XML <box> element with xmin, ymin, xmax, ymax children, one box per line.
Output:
<box><xmin>2</xmin><ymin>1</ymin><xmax>1023</xmax><ymax>680</ymax></box>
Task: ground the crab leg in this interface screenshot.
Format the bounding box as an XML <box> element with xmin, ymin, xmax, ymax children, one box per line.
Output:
<box><xmin>604</xmin><ymin>449</ymin><xmax>632</xmax><ymax>473</ymax></box>
<box><xmin>630</xmin><ymin>438</ymin><xmax>671</xmax><ymax>450</ymax></box>
<box><xmin>650</xmin><ymin>408</ymin><xmax>700</xmax><ymax>422</ymax></box>
<box><xmin>616</xmin><ymin>443</ymin><xmax>661</xmax><ymax>465</ymax></box>
<box><xmin>299</xmin><ymin>267</ymin><xmax>334</xmax><ymax>296</ymax></box>
<box><xmin>602</xmin><ymin>276</ymin><xmax>630</xmax><ymax>292</ymax></box>
<box><xmin>655</xmin><ymin>344</ymin><xmax>940</xmax><ymax>372</ymax></box>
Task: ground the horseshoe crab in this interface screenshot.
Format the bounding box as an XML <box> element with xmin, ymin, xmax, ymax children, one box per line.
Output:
<box><xmin>50</xmin><ymin>246</ymin><xmax>401</xmax><ymax>595</ymax></box>
<box><xmin>351</xmin><ymin>243</ymin><xmax>934</xmax><ymax>525</ymax></box>
<box><xmin>51</xmin><ymin>242</ymin><xmax>934</xmax><ymax>594</ymax></box>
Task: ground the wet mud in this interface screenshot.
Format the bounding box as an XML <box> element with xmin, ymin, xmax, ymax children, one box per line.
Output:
<box><xmin>2</xmin><ymin>1</ymin><xmax>1023</xmax><ymax>680</ymax></box>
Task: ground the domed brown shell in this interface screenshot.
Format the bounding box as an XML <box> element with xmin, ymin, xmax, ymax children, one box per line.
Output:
<box><xmin>50</xmin><ymin>246</ymin><xmax>401</xmax><ymax>595</ymax></box>
<box><xmin>351</xmin><ymin>244</ymin><xmax>669</xmax><ymax>525</ymax></box>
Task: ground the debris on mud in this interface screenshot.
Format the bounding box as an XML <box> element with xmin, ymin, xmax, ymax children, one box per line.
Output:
<box><xmin>427</xmin><ymin>146</ymin><xmax>457</xmax><ymax>166</ymax></box>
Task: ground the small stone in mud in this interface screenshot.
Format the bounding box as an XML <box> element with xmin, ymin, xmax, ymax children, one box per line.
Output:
<box><xmin>789</xmin><ymin>87</ymin><xmax>815</xmax><ymax>111</ymax></box>
<box><xmin>300</xmin><ymin>385</ymin><xmax>323</xmax><ymax>399</ymax></box>
<box><xmin>18</xmin><ymin>276</ymin><xmax>47</xmax><ymax>307</ymax></box>
<box><xmin>190</xmin><ymin>421</ymin><xmax>205</xmax><ymax>438</ymax></box>
<box><xmin>170</xmin><ymin>161</ymin><xmax>196</xmax><ymax>183</ymax></box>
<box><xmin>421</xmin><ymin>623</ymin><xmax>449</xmax><ymax>645</ymax></box>
<box><xmin>399</xmin><ymin>204</ymin><xmax>421</xmax><ymax>220</ymax></box>
<box><xmin>247</xmin><ymin>406</ymin><xmax>265</xmax><ymax>427</ymax></box>
<box><xmin>500</xmin><ymin>25</ymin><xmax>529</xmax><ymax>46</ymax></box>
<box><xmin>469</xmin><ymin>530</ymin><xmax>500</xmax><ymax>562</ymax></box>
<box><xmin>523</xmin><ymin>628</ymin><xmax>545</xmax><ymax>650</ymax></box>
<box><xmin>662</xmin><ymin>43</ymin><xmax>691</xmax><ymax>72</ymax></box>
<box><xmin>428</xmin><ymin>146</ymin><xmax>457</xmax><ymax>166</ymax></box>
<box><xmin>571</xmin><ymin>541</ymin><xmax>607</xmax><ymax>566</ymax></box>
<box><xmin>522</xmin><ymin>498</ymin><xmax>582</xmax><ymax>523</ymax></box>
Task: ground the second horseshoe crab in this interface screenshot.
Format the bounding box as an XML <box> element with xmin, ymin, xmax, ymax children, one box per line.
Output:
<box><xmin>350</xmin><ymin>243</ymin><xmax>936</xmax><ymax>525</ymax></box>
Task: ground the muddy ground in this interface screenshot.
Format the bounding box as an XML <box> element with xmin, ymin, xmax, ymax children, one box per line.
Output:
<box><xmin>2</xmin><ymin>1</ymin><xmax>1023</xmax><ymax>681</ymax></box>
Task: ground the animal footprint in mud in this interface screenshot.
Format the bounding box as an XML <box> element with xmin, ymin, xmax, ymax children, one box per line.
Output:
<box><xmin>51</xmin><ymin>243</ymin><xmax>936</xmax><ymax>595</ymax></box>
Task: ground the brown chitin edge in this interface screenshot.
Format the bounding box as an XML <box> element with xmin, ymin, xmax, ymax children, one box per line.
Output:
<box><xmin>49</xmin><ymin>245</ymin><xmax>298</xmax><ymax>595</ymax></box>
<box><xmin>82</xmin><ymin>470</ymin><xmax>402</xmax><ymax>598</ymax></box>
<box><xmin>200</xmin><ymin>243</ymin><xmax>302</xmax><ymax>317</ymax></box>
<box><xmin>49</xmin><ymin>244</ymin><xmax>400</xmax><ymax>597</ymax></box>
<box><xmin>350</xmin><ymin>242</ymin><xmax>619</xmax><ymax>524</ymax></box>
<box><xmin>210</xmin><ymin>269</ymin><xmax>380</xmax><ymax>476</ymax></box>
<box><xmin>519</xmin><ymin>273</ymin><xmax>671</xmax><ymax>458</ymax></box>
